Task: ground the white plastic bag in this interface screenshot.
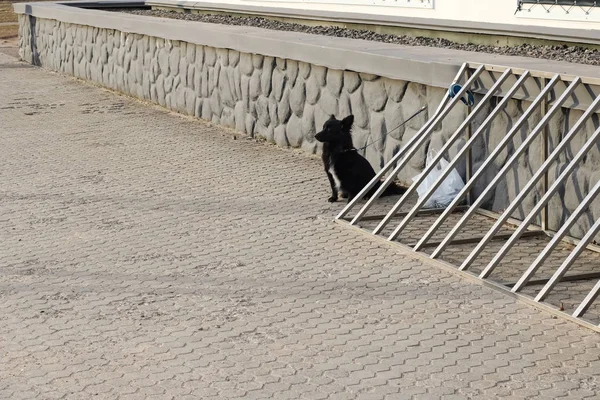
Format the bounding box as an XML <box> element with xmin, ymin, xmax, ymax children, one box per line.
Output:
<box><xmin>412</xmin><ymin>148</ymin><xmax>465</xmax><ymax>208</ymax></box>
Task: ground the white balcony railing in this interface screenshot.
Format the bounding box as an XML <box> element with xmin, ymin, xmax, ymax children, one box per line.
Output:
<box><xmin>517</xmin><ymin>0</ymin><xmax>600</xmax><ymax>22</ymax></box>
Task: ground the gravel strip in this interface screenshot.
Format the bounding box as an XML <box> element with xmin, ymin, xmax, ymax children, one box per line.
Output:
<box><xmin>117</xmin><ymin>9</ymin><xmax>600</xmax><ymax>67</ymax></box>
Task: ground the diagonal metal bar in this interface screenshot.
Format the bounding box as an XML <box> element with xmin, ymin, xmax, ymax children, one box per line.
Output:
<box><xmin>475</xmin><ymin>94</ymin><xmax>600</xmax><ymax>276</ymax></box>
<box><xmin>505</xmin><ymin>271</ymin><xmax>600</xmax><ymax>288</ymax></box>
<box><xmin>335</xmin><ymin>62</ymin><xmax>469</xmax><ymax>221</ymax></box>
<box><xmin>341</xmin><ymin>205</ymin><xmax>469</xmax><ymax>222</ymax></box>
<box><xmin>346</xmin><ymin>64</ymin><xmax>485</xmax><ymax>225</ymax></box>
<box><xmin>536</xmin><ymin>217</ymin><xmax>600</xmax><ymax>302</ymax></box>
<box><xmin>409</xmin><ymin>230</ymin><xmax>544</xmax><ymax>249</ymax></box>
<box><xmin>573</xmin><ymin>278</ymin><xmax>600</xmax><ymax>318</ymax></box>
<box><xmin>370</xmin><ymin>68</ymin><xmax>514</xmax><ymax>235</ymax></box>
<box><xmin>384</xmin><ymin>70</ymin><xmax>529</xmax><ymax>240</ymax></box>
<box><xmin>431</xmin><ymin>77</ymin><xmax>580</xmax><ymax>262</ymax></box>
<box><xmin>412</xmin><ymin>74</ymin><xmax>561</xmax><ymax>252</ymax></box>
<box><xmin>512</xmin><ymin>179</ymin><xmax>600</xmax><ymax>292</ymax></box>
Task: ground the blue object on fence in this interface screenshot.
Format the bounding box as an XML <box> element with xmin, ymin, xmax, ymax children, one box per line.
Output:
<box><xmin>448</xmin><ymin>83</ymin><xmax>475</xmax><ymax>106</ymax></box>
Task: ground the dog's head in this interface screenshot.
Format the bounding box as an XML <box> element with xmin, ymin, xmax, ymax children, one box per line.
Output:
<box><xmin>315</xmin><ymin>115</ymin><xmax>354</xmax><ymax>146</ymax></box>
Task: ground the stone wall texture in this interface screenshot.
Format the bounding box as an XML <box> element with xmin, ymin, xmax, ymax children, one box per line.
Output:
<box><xmin>18</xmin><ymin>15</ymin><xmax>600</xmax><ymax>240</ymax></box>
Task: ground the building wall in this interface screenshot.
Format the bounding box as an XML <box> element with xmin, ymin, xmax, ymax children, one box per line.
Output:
<box><xmin>18</xmin><ymin>14</ymin><xmax>600</xmax><ymax>240</ymax></box>
<box><xmin>190</xmin><ymin>0</ymin><xmax>600</xmax><ymax>30</ymax></box>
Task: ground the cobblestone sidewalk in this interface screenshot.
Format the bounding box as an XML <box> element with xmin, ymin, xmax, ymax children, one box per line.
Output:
<box><xmin>1</xmin><ymin>52</ymin><xmax>599</xmax><ymax>399</ymax></box>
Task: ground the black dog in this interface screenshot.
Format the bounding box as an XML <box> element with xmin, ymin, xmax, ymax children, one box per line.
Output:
<box><xmin>315</xmin><ymin>115</ymin><xmax>405</xmax><ymax>203</ymax></box>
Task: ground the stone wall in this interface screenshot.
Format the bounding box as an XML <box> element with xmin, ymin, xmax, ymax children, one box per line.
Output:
<box><xmin>18</xmin><ymin>14</ymin><xmax>600</xmax><ymax>240</ymax></box>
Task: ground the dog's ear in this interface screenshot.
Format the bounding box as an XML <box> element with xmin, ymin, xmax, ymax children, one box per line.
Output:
<box><xmin>322</xmin><ymin>114</ymin><xmax>336</xmax><ymax>129</ymax></box>
<box><xmin>342</xmin><ymin>115</ymin><xmax>354</xmax><ymax>130</ymax></box>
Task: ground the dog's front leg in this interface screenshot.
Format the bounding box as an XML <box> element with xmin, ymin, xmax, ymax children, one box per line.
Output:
<box><xmin>325</xmin><ymin>170</ymin><xmax>338</xmax><ymax>202</ymax></box>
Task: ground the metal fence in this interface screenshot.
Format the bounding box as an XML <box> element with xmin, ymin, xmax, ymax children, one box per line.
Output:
<box><xmin>336</xmin><ymin>62</ymin><xmax>600</xmax><ymax>330</ymax></box>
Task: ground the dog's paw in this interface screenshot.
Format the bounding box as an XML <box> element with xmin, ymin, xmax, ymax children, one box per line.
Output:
<box><xmin>328</xmin><ymin>196</ymin><xmax>338</xmax><ymax>203</ymax></box>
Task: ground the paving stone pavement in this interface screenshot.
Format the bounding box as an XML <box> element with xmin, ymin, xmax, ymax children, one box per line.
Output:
<box><xmin>1</xmin><ymin>51</ymin><xmax>600</xmax><ymax>400</ymax></box>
